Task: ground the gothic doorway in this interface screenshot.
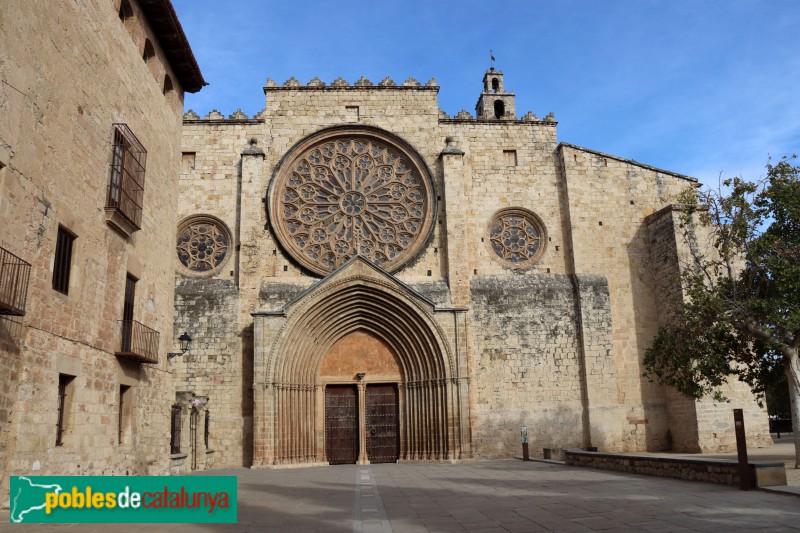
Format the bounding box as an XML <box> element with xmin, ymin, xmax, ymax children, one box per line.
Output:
<box><xmin>251</xmin><ymin>257</ymin><xmax>472</xmax><ymax>467</ymax></box>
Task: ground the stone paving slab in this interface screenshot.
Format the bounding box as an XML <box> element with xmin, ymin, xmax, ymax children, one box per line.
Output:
<box><xmin>2</xmin><ymin>459</ymin><xmax>800</xmax><ymax>532</ymax></box>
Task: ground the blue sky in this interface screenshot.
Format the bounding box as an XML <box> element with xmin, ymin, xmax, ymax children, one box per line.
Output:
<box><xmin>172</xmin><ymin>0</ymin><xmax>799</xmax><ymax>186</ymax></box>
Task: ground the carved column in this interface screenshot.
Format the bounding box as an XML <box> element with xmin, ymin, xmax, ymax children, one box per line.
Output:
<box><xmin>357</xmin><ymin>379</ymin><xmax>370</xmax><ymax>465</ymax></box>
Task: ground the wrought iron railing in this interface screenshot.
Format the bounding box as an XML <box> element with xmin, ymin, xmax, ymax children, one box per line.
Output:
<box><xmin>0</xmin><ymin>245</ymin><xmax>31</xmax><ymax>316</ymax></box>
<box><xmin>116</xmin><ymin>319</ymin><xmax>160</xmax><ymax>364</ymax></box>
<box><xmin>106</xmin><ymin>124</ymin><xmax>146</xmax><ymax>230</ymax></box>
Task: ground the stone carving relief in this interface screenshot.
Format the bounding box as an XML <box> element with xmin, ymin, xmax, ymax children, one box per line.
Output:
<box><xmin>488</xmin><ymin>208</ymin><xmax>546</xmax><ymax>267</ymax></box>
<box><xmin>270</xmin><ymin>129</ymin><xmax>435</xmax><ymax>275</ymax></box>
<box><xmin>176</xmin><ymin>215</ymin><xmax>232</xmax><ymax>275</ymax></box>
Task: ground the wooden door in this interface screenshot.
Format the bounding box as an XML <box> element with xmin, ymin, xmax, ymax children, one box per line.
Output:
<box><xmin>325</xmin><ymin>385</ymin><xmax>358</xmax><ymax>465</ymax></box>
<box><xmin>366</xmin><ymin>384</ymin><xmax>399</xmax><ymax>463</ymax></box>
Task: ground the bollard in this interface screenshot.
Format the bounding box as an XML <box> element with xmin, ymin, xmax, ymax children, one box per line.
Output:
<box><xmin>734</xmin><ymin>409</ymin><xmax>752</xmax><ymax>490</ymax></box>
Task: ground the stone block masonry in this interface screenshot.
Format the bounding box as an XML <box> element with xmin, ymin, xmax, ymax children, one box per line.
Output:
<box><xmin>565</xmin><ymin>450</ymin><xmax>787</xmax><ymax>488</ymax></box>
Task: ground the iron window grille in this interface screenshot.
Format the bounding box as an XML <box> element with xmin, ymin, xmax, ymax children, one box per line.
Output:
<box><xmin>106</xmin><ymin>124</ymin><xmax>146</xmax><ymax>232</ymax></box>
<box><xmin>52</xmin><ymin>226</ymin><xmax>75</xmax><ymax>295</ymax></box>
<box><xmin>170</xmin><ymin>405</ymin><xmax>182</xmax><ymax>454</ymax></box>
<box><xmin>0</xmin><ymin>245</ymin><xmax>31</xmax><ymax>315</ymax></box>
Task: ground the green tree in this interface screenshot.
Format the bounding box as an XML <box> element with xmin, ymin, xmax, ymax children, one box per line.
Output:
<box><xmin>643</xmin><ymin>156</ymin><xmax>800</xmax><ymax>467</ymax></box>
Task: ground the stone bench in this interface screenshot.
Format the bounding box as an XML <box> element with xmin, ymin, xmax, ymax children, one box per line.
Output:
<box><xmin>564</xmin><ymin>450</ymin><xmax>787</xmax><ymax>488</ymax></box>
<box><xmin>542</xmin><ymin>448</ymin><xmax>565</xmax><ymax>461</ymax></box>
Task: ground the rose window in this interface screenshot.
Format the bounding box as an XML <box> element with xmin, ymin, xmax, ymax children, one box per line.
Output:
<box><xmin>488</xmin><ymin>208</ymin><xmax>546</xmax><ymax>266</ymax></box>
<box><xmin>176</xmin><ymin>216</ymin><xmax>232</xmax><ymax>275</ymax></box>
<box><xmin>269</xmin><ymin>131</ymin><xmax>435</xmax><ymax>275</ymax></box>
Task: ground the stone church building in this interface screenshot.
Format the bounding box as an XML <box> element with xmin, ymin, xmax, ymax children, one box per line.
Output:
<box><xmin>0</xmin><ymin>1</ymin><xmax>772</xmax><ymax>492</ymax></box>
<box><xmin>174</xmin><ymin>69</ymin><xmax>770</xmax><ymax>468</ymax></box>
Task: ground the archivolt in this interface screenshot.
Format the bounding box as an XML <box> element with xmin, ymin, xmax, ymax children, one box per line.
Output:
<box><xmin>267</xmin><ymin>276</ymin><xmax>453</xmax><ymax>384</ymax></box>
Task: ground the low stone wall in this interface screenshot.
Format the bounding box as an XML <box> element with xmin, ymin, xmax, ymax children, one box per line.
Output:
<box><xmin>565</xmin><ymin>451</ymin><xmax>786</xmax><ymax>488</ymax></box>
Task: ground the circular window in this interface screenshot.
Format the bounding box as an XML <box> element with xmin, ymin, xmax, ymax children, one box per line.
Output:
<box><xmin>488</xmin><ymin>208</ymin><xmax>546</xmax><ymax>267</ymax></box>
<box><xmin>269</xmin><ymin>128</ymin><xmax>436</xmax><ymax>276</ymax></box>
<box><xmin>176</xmin><ymin>215</ymin><xmax>232</xmax><ymax>275</ymax></box>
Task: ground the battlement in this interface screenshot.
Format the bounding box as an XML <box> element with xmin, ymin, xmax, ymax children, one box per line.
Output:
<box><xmin>183</xmin><ymin>108</ymin><xmax>266</xmax><ymax>122</ymax></box>
<box><xmin>185</xmin><ymin>70</ymin><xmax>553</xmax><ymax>125</ymax></box>
<box><xmin>439</xmin><ymin>109</ymin><xmax>556</xmax><ymax>125</ymax></box>
<box><xmin>263</xmin><ymin>75</ymin><xmax>440</xmax><ymax>91</ymax></box>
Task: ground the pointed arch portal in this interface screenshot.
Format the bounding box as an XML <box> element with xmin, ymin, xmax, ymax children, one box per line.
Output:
<box><xmin>251</xmin><ymin>258</ymin><xmax>471</xmax><ymax>466</ymax></box>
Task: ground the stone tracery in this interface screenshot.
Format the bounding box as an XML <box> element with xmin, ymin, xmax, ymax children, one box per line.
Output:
<box><xmin>489</xmin><ymin>208</ymin><xmax>546</xmax><ymax>266</ymax></box>
<box><xmin>270</xmin><ymin>131</ymin><xmax>434</xmax><ymax>276</ymax></box>
<box><xmin>176</xmin><ymin>215</ymin><xmax>232</xmax><ymax>274</ymax></box>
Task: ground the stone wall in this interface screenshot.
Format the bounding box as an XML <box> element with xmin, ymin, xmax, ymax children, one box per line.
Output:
<box><xmin>644</xmin><ymin>206</ymin><xmax>771</xmax><ymax>451</ymax></box>
<box><xmin>469</xmin><ymin>275</ymin><xmax>585</xmax><ymax>457</ymax></box>
<box><xmin>565</xmin><ymin>450</ymin><xmax>786</xmax><ymax>488</ymax></box>
<box><xmin>0</xmin><ymin>0</ymin><xmax>188</xmax><ymax>502</ymax></box>
<box><xmin>174</xmin><ymin>279</ymin><xmax>249</xmax><ymax>466</ymax></box>
<box><xmin>558</xmin><ymin>144</ymin><xmax>701</xmax><ymax>451</ymax></box>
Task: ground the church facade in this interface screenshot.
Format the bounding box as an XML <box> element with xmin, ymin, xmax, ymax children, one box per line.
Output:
<box><xmin>174</xmin><ymin>69</ymin><xmax>771</xmax><ymax>469</ymax></box>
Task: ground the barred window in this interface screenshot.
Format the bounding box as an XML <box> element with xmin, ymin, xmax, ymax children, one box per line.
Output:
<box><xmin>170</xmin><ymin>404</ymin><xmax>182</xmax><ymax>454</ymax></box>
<box><xmin>52</xmin><ymin>226</ymin><xmax>75</xmax><ymax>294</ymax></box>
<box><xmin>106</xmin><ymin>124</ymin><xmax>146</xmax><ymax>234</ymax></box>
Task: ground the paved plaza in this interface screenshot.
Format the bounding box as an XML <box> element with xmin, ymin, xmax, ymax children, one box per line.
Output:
<box><xmin>3</xmin><ymin>459</ymin><xmax>799</xmax><ymax>532</ymax></box>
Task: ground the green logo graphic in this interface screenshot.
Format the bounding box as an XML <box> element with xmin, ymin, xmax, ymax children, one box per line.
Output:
<box><xmin>9</xmin><ymin>476</ymin><xmax>237</xmax><ymax>524</ymax></box>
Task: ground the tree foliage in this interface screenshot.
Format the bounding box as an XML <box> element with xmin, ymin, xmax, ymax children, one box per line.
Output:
<box><xmin>643</xmin><ymin>156</ymin><xmax>800</xmax><ymax>464</ymax></box>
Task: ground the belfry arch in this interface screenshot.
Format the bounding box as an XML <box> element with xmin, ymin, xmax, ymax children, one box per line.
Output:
<box><xmin>251</xmin><ymin>258</ymin><xmax>471</xmax><ymax>466</ymax></box>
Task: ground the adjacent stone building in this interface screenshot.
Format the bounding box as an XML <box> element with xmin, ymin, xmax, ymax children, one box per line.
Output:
<box><xmin>0</xmin><ymin>0</ymin><xmax>205</xmax><ymax>501</ymax></box>
<box><xmin>175</xmin><ymin>68</ymin><xmax>771</xmax><ymax>468</ymax></box>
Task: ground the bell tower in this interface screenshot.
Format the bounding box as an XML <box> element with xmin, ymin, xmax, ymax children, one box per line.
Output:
<box><xmin>475</xmin><ymin>67</ymin><xmax>516</xmax><ymax>120</ymax></box>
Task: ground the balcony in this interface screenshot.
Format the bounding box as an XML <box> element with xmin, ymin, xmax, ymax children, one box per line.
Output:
<box><xmin>115</xmin><ymin>319</ymin><xmax>160</xmax><ymax>364</ymax></box>
<box><xmin>105</xmin><ymin>124</ymin><xmax>146</xmax><ymax>238</ymax></box>
<box><xmin>0</xmin><ymin>246</ymin><xmax>31</xmax><ymax>316</ymax></box>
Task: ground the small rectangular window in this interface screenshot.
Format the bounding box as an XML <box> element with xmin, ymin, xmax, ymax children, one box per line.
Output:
<box><xmin>56</xmin><ymin>374</ymin><xmax>75</xmax><ymax>446</ymax></box>
<box><xmin>345</xmin><ymin>106</ymin><xmax>359</xmax><ymax>123</ymax></box>
<box><xmin>170</xmin><ymin>404</ymin><xmax>182</xmax><ymax>454</ymax></box>
<box><xmin>503</xmin><ymin>150</ymin><xmax>518</xmax><ymax>166</ymax></box>
<box><xmin>204</xmin><ymin>410</ymin><xmax>210</xmax><ymax>448</ymax></box>
<box><xmin>181</xmin><ymin>152</ymin><xmax>196</xmax><ymax>171</ymax></box>
<box><xmin>52</xmin><ymin>226</ymin><xmax>76</xmax><ymax>294</ymax></box>
<box><xmin>118</xmin><ymin>385</ymin><xmax>131</xmax><ymax>445</ymax></box>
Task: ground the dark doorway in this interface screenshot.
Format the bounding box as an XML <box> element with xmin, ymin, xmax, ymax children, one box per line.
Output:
<box><xmin>325</xmin><ymin>385</ymin><xmax>358</xmax><ymax>464</ymax></box>
<box><xmin>366</xmin><ymin>383</ymin><xmax>399</xmax><ymax>463</ymax></box>
<box><xmin>121</xmin><ymin>274</ymin><xmax>136</xmax><ymax>352</ymax></box>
